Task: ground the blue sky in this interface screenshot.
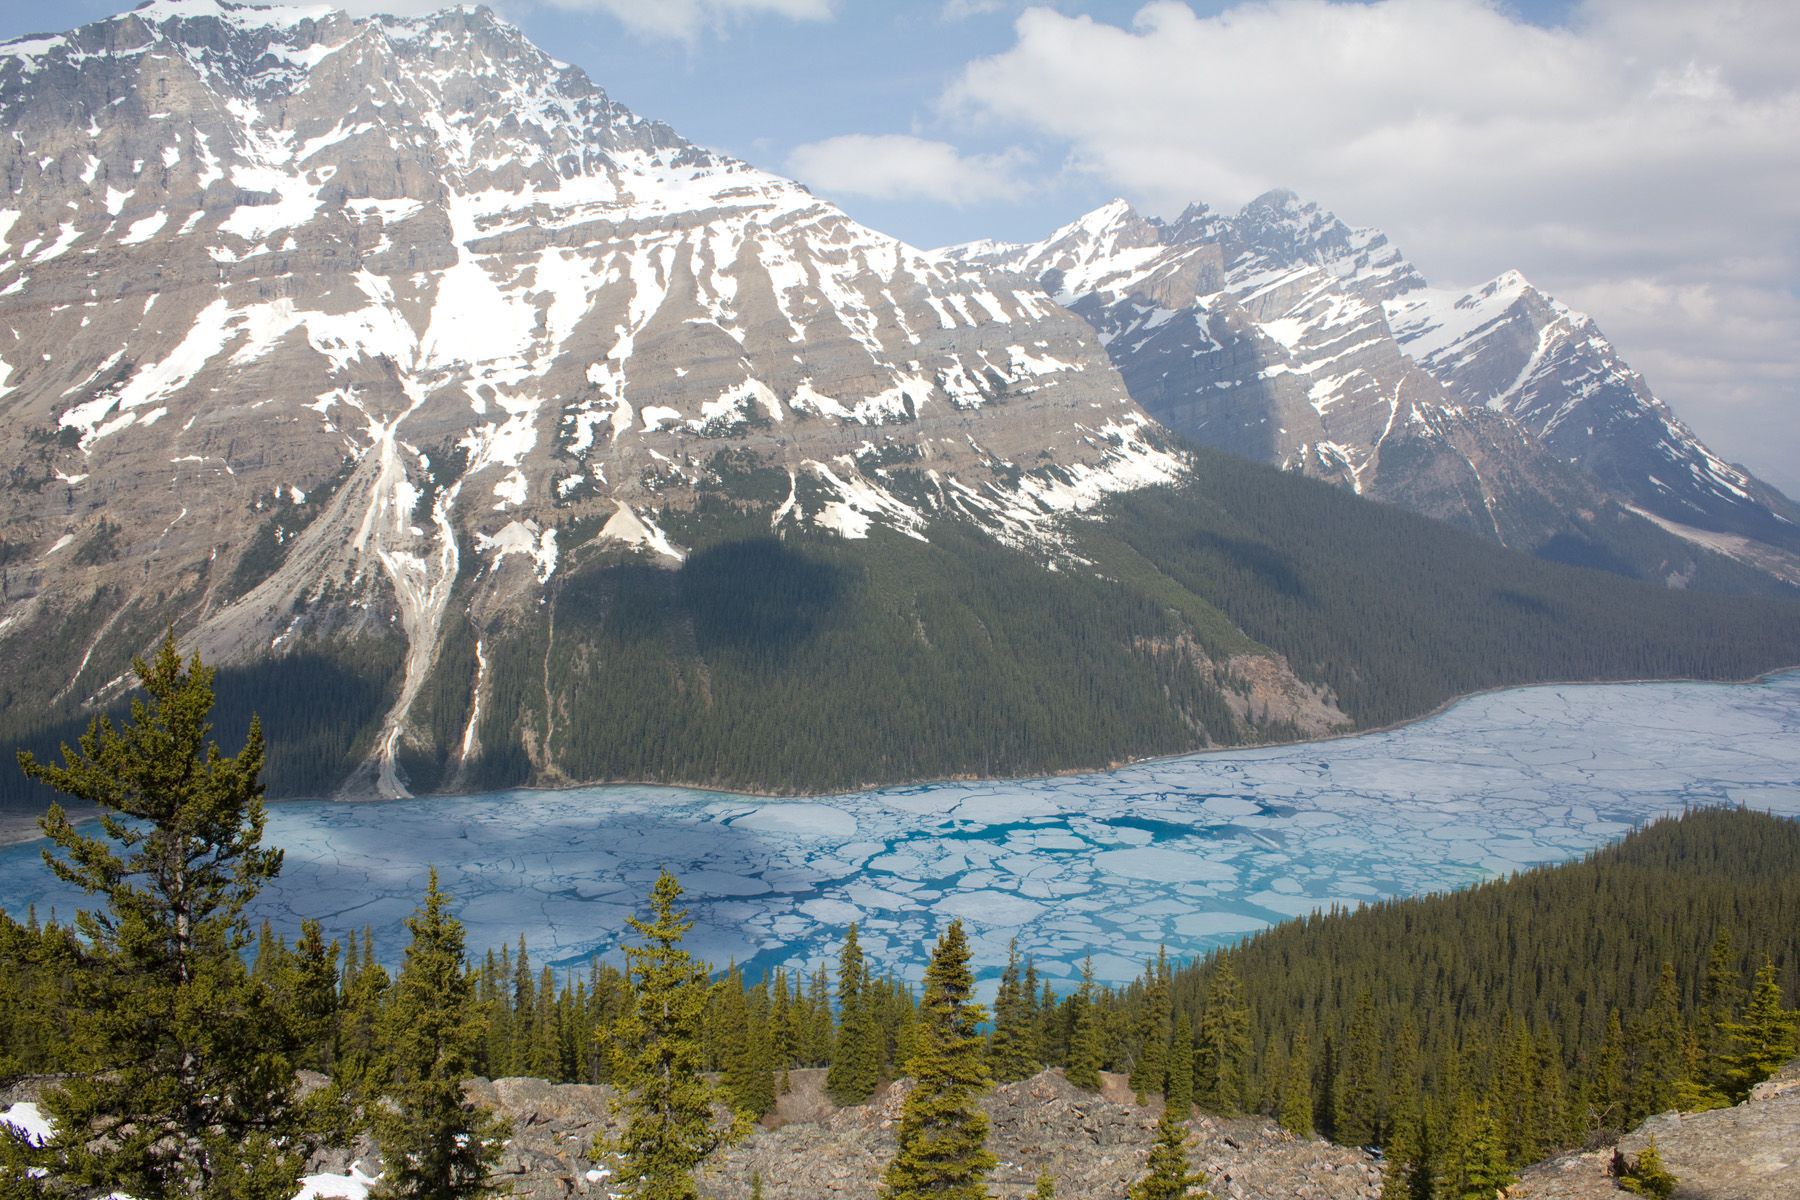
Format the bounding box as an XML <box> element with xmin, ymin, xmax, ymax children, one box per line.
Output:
<box><xmin>2</xmin><ymin>0</ymin><xmax>1795</xmax><ymax>493</ymax></box>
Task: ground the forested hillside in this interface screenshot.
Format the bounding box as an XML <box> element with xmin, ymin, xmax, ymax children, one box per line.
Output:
<box><xmin>4</xmin><ymin>657</ymin><xmax>1796</xmax><ymax>1199</ymax></box>
<box><xmin>5</xmin><ymin>447</ymin><xmax>1799</xmax><ymax>812</ymax></box>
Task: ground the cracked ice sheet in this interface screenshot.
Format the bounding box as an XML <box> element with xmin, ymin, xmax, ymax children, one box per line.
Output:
<box><xmin>2</xmin><ymin>675</ymin><xmax>1799</xmax><ymax>991</ymax></box>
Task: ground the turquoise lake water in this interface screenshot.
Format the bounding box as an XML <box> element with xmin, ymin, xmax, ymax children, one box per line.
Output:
<box><xmin>2</xmin><ymin>673</ymin><xmax>1796</xmax><ymax>988</ymax></box>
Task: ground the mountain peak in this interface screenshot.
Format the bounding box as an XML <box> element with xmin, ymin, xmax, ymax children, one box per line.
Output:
<box><xmin>1243</xmin><ymin>186</ymin><xmax>1302</xmax><ymax>213</ymax></box>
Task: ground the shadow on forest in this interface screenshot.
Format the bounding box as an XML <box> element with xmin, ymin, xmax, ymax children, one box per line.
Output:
<box><xmin>679</xmin><ymin>537</ymin><xmax>850</xmax><ymax>655</ymax></box>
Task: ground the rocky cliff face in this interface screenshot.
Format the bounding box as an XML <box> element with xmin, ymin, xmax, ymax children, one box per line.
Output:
<box><xmin>1385</xmin><ymin>270</ymin><xmax>1800</xmax><ymax>557</ymax></box>
<box><xmin>1514</xmin><ymin>1056</ymin><xmax>1800</xmax><ymax>1199</ymax></box>
<box><xmin>951</xmin><ymin>193</ymin><xmax>1800</xmax><ymax>587</ymax></box>
<box><xmin>0</xmin><ymin>0</ymin><xmax>1181</xmax><ymax>793</ymax></box>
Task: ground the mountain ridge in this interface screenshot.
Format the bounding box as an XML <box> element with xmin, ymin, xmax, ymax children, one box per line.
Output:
<box><xmin>1</xmin><ymin>1</ymin><xmax>1797</xmax><ymax>807</ymax></box>
<box><xmin>949</xmin><ymin>192</ymin><xmax>1800</xmax><ymax>590</ymax></box>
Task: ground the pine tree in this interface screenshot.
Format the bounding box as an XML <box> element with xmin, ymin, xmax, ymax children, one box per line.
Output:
<box><xmin>720</xmin><ymin>966</ymin><xmax>776</xmax><ymax>1121</ymax></box>
<box><xmin>1627</xmin><ymin>962</ymin><xmax>1688</xmax><ymax>1121</ymax></box>
<box><xmin>1718</xmin><ymin>957</ymin><xmax>1799</xmax><ymax>1102</ymax></box>
<box><xmin>1614</xmin><ymin>1135</ymin><xmax>1678</xmax><ymax>1198</ymax></box>
<box><xmin>337</xmin><ymin>929</ymin><xmax>391</xmax><ymax>1091</ymax></box>
<box><xmin>1032</xmin><ymin>1172</ymin><xmax>1055</xmax><ymax>1198</ymax></box>
<box><xmin>989</xmin><ymin>938</ymin><xmax>1039</xmax><ymax>1083</ymax></box>
<box><xmin>599</xmin><ymin>870</ymin><xmax>738</xmax><ymax>1200</ymax></box>
<box><xmin>1278</xmin><ymin>1028</ymin><xmax>1314</xmax><ymax>1137</ymax></box>
<box><xmin>1436</xmin><ymin>1094</ymin><xmax>1514</xmax><ymax>1200</ymax></box>
<box><xmin>1065</xmin><ymin>957</ymin><xmax>1104</xmax><ymax>1091</ymax></box>
<box><xmin>827</xmin><ymin>924</ymin><xmax>881</xmax><ymax>1105</ymax></box>
<box><xmin>1128</xmin><ymin>1107</ymin><xmax>1213</xmax><ymax>1200</ymax></box>
<box><xmin>1380</xmin><ymin>1018</ymin><xmax>1421</xmax><ymax>1199</ymax></box>
<box><xmin>1198</xmin><ymin>956</ymin><xmax>1251</xmax><ymax>1113</ymax></box>
<box><xmin>879</xmin><ymin>920</ymin><xmax>995</xmax><ymax>1200</ymax></box>
<box><xmin>13</xmin><ymin>634</ymin><xmax>306</xmax><ymax>1198</ymax></box>
<box><xmin>370</xmin><ymin>869</ymin><xmax>507</xmax><ymax>1199</ymax></box>
<box><xmin>1130</xmin><ymin>948</ymin><xmax>1172</xmax><ymax>1102</ymax></box>
<box><xmin>1332</xmin><ymin>988</ymin><xmax>1380</xmax><ymax>1145</ymax></box>
<box><xmin>284</xmin><ymin>918</ymin><xmax>341</xmax><ymax>1073</ymax></box>
<box><xmin>1165</xmin><ymin>1019</ymin><xmax>1195</xmax><ymax>1117</ymax></box>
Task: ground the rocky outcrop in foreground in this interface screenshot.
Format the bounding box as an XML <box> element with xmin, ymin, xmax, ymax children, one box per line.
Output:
<box><xmin>1515</xmin><ymin>1058</ymin><xmax>1800</xmax><ymax>1200</ymax></box>
<box><xmin>303</xmin><ymin>1068</ymin><xmax>1380</xmax><ymax>1199</ymax></box>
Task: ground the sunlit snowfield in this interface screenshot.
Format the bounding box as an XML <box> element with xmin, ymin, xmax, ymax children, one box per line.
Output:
<box><xmin>3</xmin><ymin>673</ymin><xmax>1798</xmax><ymax>988</ymax></box>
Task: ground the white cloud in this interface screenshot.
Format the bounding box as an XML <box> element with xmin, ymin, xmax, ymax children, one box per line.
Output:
<box><xmin>941</xmin><ymin>0</ymin><xmax>1008</xmax><ymax>19</ymax></box>
<box><xmin>942</xmin><ymin>0</ymin><xmax>1800</xmax><ymax>493</ymax></box>
<box><xmin>539</xmin><ymin>0</ymin><xmax>833</xmax><ymax>42</ymax></box>
<box><xmin>787</xmin><ymin>134</ymin><xmax>1034</xmax><ymax>206</ymax></box>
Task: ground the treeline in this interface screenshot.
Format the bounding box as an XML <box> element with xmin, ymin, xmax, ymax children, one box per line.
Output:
<box><xmin>9</xmin><ymin>810</ymin><xmax>1800</xmax><ymax>1197</ymax></box>
<box><xmin>411</xmin><ymin>458</ymin><xmax>1800</xmax><ymax>795</ymax></box>
<box><xmin>1100</xmin><ymin>448</ymin><xmax>1800</xmax><ymax>729</ymax></box>
<box><xmin>4</xmin><ymin>643</ymin><xmax>1799</xmax><ymax>1199</ymax></box>
<box><xmin>8</xmin><ymin>446</ymin><xmax>1800</xmax><ymax>802</ymax></box>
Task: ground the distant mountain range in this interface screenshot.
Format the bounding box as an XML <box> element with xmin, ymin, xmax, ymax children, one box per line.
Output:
<box><xmin>948</xmin><ymin>192</ymin><xmax>1800</xmax><ymax>586</ymax></box>
<box><xmin>0</xmin><ymin>1</ymin><xmax>1796</xmax><ymax>804</ymax></box>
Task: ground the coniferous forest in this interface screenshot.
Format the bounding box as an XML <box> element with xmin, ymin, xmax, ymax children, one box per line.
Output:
<box><xmin>4</xmin><ymin>445</ymin><xmax>1799</xmax><ymax>814</ymax></box>
<box><xmin>2</xmin><ymin>643</ymin><xmax>1797</xmax><ymax>1198</ymax></box>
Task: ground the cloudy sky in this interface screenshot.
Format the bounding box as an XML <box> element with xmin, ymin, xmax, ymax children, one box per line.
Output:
<box><xmin>4</xmin><ymin>0</ymin><xmax>1796</xmax><ymax>495</ymax></box>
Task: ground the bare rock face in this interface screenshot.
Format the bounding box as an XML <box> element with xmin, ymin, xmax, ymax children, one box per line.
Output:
<box><xmin>0</xmin><ymin>1</ymin><xmax>1182</xmax><ymax>792</ymax></box>
<box><xmin>1386</xmin><ymin>272</ymin><xmax>1800</xmax><ymax>559</ymax></box>
<box><xmin>318</xmin><ymin>1068</ymin><xmax>1383</xmax><ymax>1200</ymax></box>
<box><xmin>949</xmin><ymin>194</ymin><xmax>1800</xmax><ymax>587</ymax></box>
<box><xmin>1515</xmin><ymin>1058</ymin><xmax>1800</xmax><ymax>1200</ymax></box>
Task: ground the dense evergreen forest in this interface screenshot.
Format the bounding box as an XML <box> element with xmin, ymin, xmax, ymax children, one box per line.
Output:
<box><xmin>425</xmin><ymin>448</ymin><xmax>1800</xmax><ymax>796</ymax></box>
<box><xmin>7</xmin><ymin>797</ymin><xmax>1797</xmax><ymax>1197</ymax></box>
<box><xmin>5</xmin><ymin>446</ymin><xmax>1799</xmax><ymax>812</ymax></box>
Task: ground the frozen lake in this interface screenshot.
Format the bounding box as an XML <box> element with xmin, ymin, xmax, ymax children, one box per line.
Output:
<box><xmin>2</xmin><ymin>673</ymin><xmax>1798</xmax><ymax>988</ymax></box>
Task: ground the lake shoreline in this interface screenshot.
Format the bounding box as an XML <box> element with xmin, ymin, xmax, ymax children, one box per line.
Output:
<box><xmin>5</xmin><ymin>664</ymin><xmax>1797</xmax><ymax>848</ymax></box>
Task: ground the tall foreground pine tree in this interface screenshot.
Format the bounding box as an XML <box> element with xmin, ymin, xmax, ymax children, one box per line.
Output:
<box><xmin>369</xmin><ymin>869</ymin><xmax>507</xmax><ymax>1199</ymax></box>
<box><xmin>880</xmin><ymin>920</ymin><xmax>996</xmax><ymax>1200</ymax></box>
<box><xmin>3</xmin><ymin>634</ymin><xmax>306</xmax><ymax>1198</ymax></box>
<box><xmin>600</xmin><ymin>870</ymin><xmax>739</xmax><ymax>1200</ymax></box>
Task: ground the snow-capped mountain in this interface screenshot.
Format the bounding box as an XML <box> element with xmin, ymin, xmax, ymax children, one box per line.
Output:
<box><xmin>1385</xmin><ymin>273</ymin><xmax>1800</xmax><ymax>553</ymax></box>
<box><xmin>952</xmin><ymin>191</ymin><xmax>1800</xmax><ymax>580</ymax></box>
<box><xmin>0</xmin><ymin>1</ymin><xmax>1182</xmax><ymax>793</ymax></box>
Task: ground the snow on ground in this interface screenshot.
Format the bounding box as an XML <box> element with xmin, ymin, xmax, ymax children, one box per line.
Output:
<box><xmin>1</xmin><ymin>1101</ymin><xmax>51</xmax><ymax>1146</ymax></box>
<box><xmin>2</xmin><ymin>674</ymin><xmax>1798</xmax><ymax>991</ymax></box>
<box><xmin>1</xmin><ymin>1103</ymin><xmax>373</xmax><ymax>1200</ymax></box>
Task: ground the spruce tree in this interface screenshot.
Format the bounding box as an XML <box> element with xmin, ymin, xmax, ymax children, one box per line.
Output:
<box><xmin>827</xmin><ymin>924</ymin><xmax>881</xmax><ymax>1105</ymax></box>
<box><xmin>1586</xmin><ymin>1009</ymin><xmax>1627</xmax><ymax>1134</ymax></box>
<box><xmin>1165</xmin><ymin>1019</ymin><xmax>1195</xmax><ymax>1117</ymax></box>
<box><xmin>1380</xmin><ymin>1018</ymin><xmax>1421</xmax><ymax>1198</ymax></box>
<box><xmin>1130</xmin><ymin>949</ymin><xmax>1172</xmax><ymax>1102</ymax></box>
<box><xmin>1719</xmin><ymin>957</ymin><xmax>1799</xmax><ymax>1102</ymax></box>
<box><xmin>12</xmin><ymin>634</ymin><xmax>306</xmax><ymax>1198</ymax></box>
<box><xmin>1065</xmin><ymin>957</ymin><xmax>1104</xmax><ymax>1091</ymax></box>
<box><xmin>1436</xmin><ymin>1094</ymin><xmax>1514</xmax><ymax>1200</ymax></box>
<box><xmin>1332</xmin><ymin>988</ymin><xmax>1379</xmax><ymax>1144</ymax></box>
<box><xmin>879</xmin><ymin>920</ymin><xmax>996</xmax><ymax>1200</ymax></box>
<box><xmin>1198</xmin><ymin>956</ymin><xmax>1251</xmax><ymax>1113</ymax></box>
<box><xmin>1128</xmin><ymin>1107</ymin><xmax>1213</xmax><ymax>1200</ymax></box>
<box><xmin>989</xmin><ymin>938</ymin><xmax>1039</xmax><ymax>1083</ymax></box>
<box><xmin>1627</xmin><ymin>962</ymin><xmax>1688</xmax><ymax>1121</ymax></box>
<box><xmin>1278</xmin><ymin>1028</ymin><xmax>1314</xmax><ymax>1137</ymax></box>
<box><xmin>599</xmin><ymin>870</ymin><xmax>738</xmax><ymax>1200</ymax></box>
<box><xmin>370</xmin><ymin>869</ymin><xmax>506</xmax><ymax>1199</ymax></box>
<box><xmin>720</xmin><ymin>966</ymin><xmax>776</xmax><ymax>1121</ymax></box>
<box><xmin>1615</xmin><ymin>1135</ymin><xmax>1677</xmax><ymax>1198</ymax></box>
<box><xmin>337</xmin><ymin>929</ymin><xmax>391</xmax><ymax>1092</ymax></box>
<box><xmin>284</xmin><ymin>918</ymin><xmax>341</xmax><ymax>1073</ymax></box>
